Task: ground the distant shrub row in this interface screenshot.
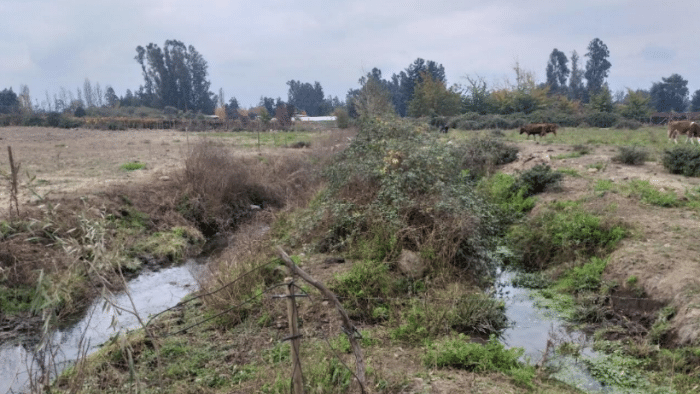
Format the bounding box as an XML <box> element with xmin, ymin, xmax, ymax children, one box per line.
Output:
<box><xmin>0</xmin><ymin>113</ymin><xmax>84</xmax><ymax>129</ymax></box>
<box><xmin>440</xmin><ymin>111</ymin><xmax>643</xmax><ymax>130</ymax></box>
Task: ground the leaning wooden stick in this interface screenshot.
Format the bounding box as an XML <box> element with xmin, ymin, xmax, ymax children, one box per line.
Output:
<box><xmin>276</xmin><ymin>246</ymin><xmax>367</xmax><ymax>393</ymax></box>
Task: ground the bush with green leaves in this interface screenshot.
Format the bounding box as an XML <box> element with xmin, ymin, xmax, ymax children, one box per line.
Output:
<box><xmin>614</xmin><ymin>119</ymin><xmax>642</xmax><ymax>130</ymax></box>
<box><xmin>478</xmin><ymin>173</ymin><xmax>536</xmax><ymax>217</ymax></box>
<box><xmin>512</xmin><ymin>164</ymin><xmax>563</xmax><ymax>198</ymax></box>
<box><xmin>318</xmin><ymin>117</ymin><xmax>514</xmax><ymax>281</ymax></box>
<box><xmin>509</xmin><ymin>202</ymin><xmax>627</xmax><ymax>270</ymax></box>
<box><xmin>328</xmin><ymin>260</ymin><xmax>393</xmax><ymax>322</ymax></box>
<box><xmin>586</xmin><ymin>112</ymin><xmax>620</xmax><ymax>128</ymax></box>
<box><xmin>613</xmin><ymin>146</ymin><xmax>649</xmax><ymax>165</ymax></box>
<box><xmin>662</xmin><ymin>145</ymin><xmax>700</xmax><ymax>177</ymax></box>
<box><xmin>424</xmin><ymin>334</ymin><xmax>535</xmax><ymax>388</ymax></box>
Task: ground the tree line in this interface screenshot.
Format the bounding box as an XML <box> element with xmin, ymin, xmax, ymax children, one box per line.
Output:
<box><xmin>3</xmin><ymin>37</ymin><xmax>700</xmax><ymax>121</ymax></box>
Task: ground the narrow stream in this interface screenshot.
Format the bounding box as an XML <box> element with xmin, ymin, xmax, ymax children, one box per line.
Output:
<box><xmin>0</xmin><ymin>260</ymin><xmax>202</xmax><ymax>394</ymax></box>
<box><xmin>497</xmin><ymin>270</ymin><xmax>606</xmax><ymax>392</ymax></box>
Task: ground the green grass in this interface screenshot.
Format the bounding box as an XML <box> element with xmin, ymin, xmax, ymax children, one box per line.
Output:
<box><xmin>498</xmin><ymin>126</ymin><xmax>669</xmax><ymax>154</ymax></box>
<box><xmin>558</xmin><ymin>168</ymin><xmax>580</xmax><ymax>177</ymax></box>
<box><xmin>509</xmin><ymin>202</ymin><xmax>627</xmax><ymax>270</ymax></box>
<box><xmin>424</xmin><ymin>334</ymin><xmax>535</xmax><ymax>389</ymax></box>
<box><xmin>119</xmin><ymin>161</ymin><xmax>146</xmax><ymax>171</ymax></box>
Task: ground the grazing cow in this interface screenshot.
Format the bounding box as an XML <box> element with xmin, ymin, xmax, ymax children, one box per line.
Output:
<box><xmin>519</xmin><ymin>123</ymin><xmax>558</xmax><ymax>140</ymax></box>
<box><xmin>667</xmin><ymin>120</ymin><xmax>700</xmax><ymax>144</ymax></box>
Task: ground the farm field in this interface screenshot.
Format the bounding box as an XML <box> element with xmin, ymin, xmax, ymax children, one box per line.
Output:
<box><xmin>2</xmin><ymin>124</ymin><xmax>700</xmax><ymax>393</ymax></box>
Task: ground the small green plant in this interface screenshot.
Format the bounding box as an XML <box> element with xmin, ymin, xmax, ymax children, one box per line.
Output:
<box><xmin>557</xmin><ymin>167</ymin><xmax>580</xmax><ymax>177</ymax></box>
<box><xmin>264</xmin><ymin>342</ymin><xmax>290</xmax><ymax>364</ymax></box>
<box><xmin>583</xmin><ymin>352</ymin><xmax>647</xmax><ymax>390</ymax></box>
<box><xmin>649</xmin><ymin>305</ymin><xmax>676</xmax><ymax>344</ymax></box>
<box><xmin>555</xmin><ymin>257</ymin><xmax>608</xmax><ymax>293</ymax></box>
<box><xmin>423</xmin><ymin>334</ymin><xmax>535</xmax><ymax>388</ymax></box>
<box><xmin>587</xmin><ymin>161</ymin><xmax>607</xmax><ymax>171</ymax></box>
<box><xmin>623</xmin><ymin>180</ymin><xmax>679</xmax><ymax>207</ymax></box>
<box><xmin>511</xmin><ymin>271</ymin><xmax>552</xmax><ymax>289</ymax></box>
<box><xmin>329</xmin><ymin>260</ymin><xmax>392</xmax><ymax>322</ymax></box>
<box><xmin>594</xmin><ymin>179</ymin><xmax>615</xmax><ymax>192</ymax></box>
<box><xmin>613</xmin><ymin>146</ymin><xmax>649</xmax><ymax>165</ymax></box>
<box><xmin>120</xmin><ymin>161</ymin><xmax>146</xmax><ymax>171</ymax></box>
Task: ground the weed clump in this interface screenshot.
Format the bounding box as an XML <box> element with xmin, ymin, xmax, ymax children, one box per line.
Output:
<box><xmin>509</xmin><ymin>202</ymin><xmax>627</xmax><ymax>270</ymax></box>
<box><xmin>180</xmin><ymin>141</ymin><xmax>318</xmax><ymax>235</ymax></box>
<box><xmin>424</xmin><ymin>334</ymin><xmax>535</xmax><ymax>388</ymax></box>
<box><xmin>662</xmin><ymin>145</ymin><xmax>700</xmax><ymax>177</ymax></box>
<box><xmin>120</xmin><ymin>161</ymin><xmax>145</xmax><ymax>171</ymax></box>
<box><xmin>613</xmin><ymin>146</ymin><xmax>649</xmax><ymax>165</ymax></box>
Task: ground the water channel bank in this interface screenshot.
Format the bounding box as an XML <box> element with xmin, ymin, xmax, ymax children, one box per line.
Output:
<box><xmin>0</xmin><ymin>260</ymin><xmax>202</xmax><ymax>393</ymax></box>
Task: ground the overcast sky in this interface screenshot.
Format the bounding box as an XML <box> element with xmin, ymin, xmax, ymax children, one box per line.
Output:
<box><xmin>3</xmin><ymin>0</ymin><xmax>699</xmax><ymax>109</ymax></box>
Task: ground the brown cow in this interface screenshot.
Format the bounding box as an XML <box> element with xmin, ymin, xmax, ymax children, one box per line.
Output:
<box><xmin>668</xmin><ymin>120</ymin><xmax>700</xmax><ymax>144</ymax></box>
<box><xmin>519</xmin><ymin>123</ymin><xmax>558</xmax><ymax>140</ymax></box>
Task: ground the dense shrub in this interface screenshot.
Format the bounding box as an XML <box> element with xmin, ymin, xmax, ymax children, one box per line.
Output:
<box><xmin>334</xmin><ymin>108</ymin><xmax>350</xmax><ymax>129</ymax></box>
<box><xmin>47</xmin><ymin>112</ymin><xmax>62</xmax><ymax>127</ymax></box>
<box><xmin>613</xmin><ymin>146</ymin><xmax>649</xmax><ymax>165</ymax></box>
<box><xmin>22</xmin><ymin>115</ymin><xmax>44</xmax><ymax>126</ymax></box>
<box><xmin>318</xmin><ymin>117</ymin><xmax>512</xmax><ymax>281</ymax></box>
<box><xmin>614</xmin><ymin>119</ymin><xmax>642</xmax><ymax>130</ymax></box>
<box><xmin>586</xmin><ymin>112</ymin><xmax>621</xmax><ymax>128</ymax></box>
<box><xmin>512</xmin><ymin>164</ymin><xmax>563</xmax><ymax>198</ymax></box>
<box><xmin>662</xmin><ymin>145</ymin><xmax>700</xmax><ymax>177</ymax></box>
<box><xmin>460</xmin><ymin>138</ymin><xmax>519</xmax><ymax>181</ymax></box>
<box><xmin>74</xmin><ymin>106</ymin><xmax>86</xmax><ymax>117</ymax></box>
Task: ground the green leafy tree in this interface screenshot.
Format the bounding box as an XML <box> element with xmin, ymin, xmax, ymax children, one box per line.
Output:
<box><xmin>650</xmin><ymin>74</ymin><xmax>689</xmax><ymax>112</ymax></box>
<box><xmin>351</xmin><ymin>71</ymin><xmax>395</xmax><ymax>119</ymax></box>
<box><xmin>584</xmin><ymin>38</ymin><xmax>612</xmax><ymax>97</ymax></box>
<box><xmin>0</xmin><ymin>88</ymin><xmax>19</xmax><ymax>114</ymax></box>
<box><xmin>407</xmin><ymin>72</ymin><xmax>462</xmax><ymax>117</ymax></box>
<box><xmin>259</xmin><ymin>96</ymin><xmax>276</xmax><ymax>116</ymax></box>
<box><xmin>619</xmin><ymin>89</ymin><xmax>652</xmax><ymax>119</ymax></box>
<box><xmin>462</xmin><ymin>76</ymin><xmax>494</xmax><ymax>114</ymax></box>
<box><xmin>105</xmin><ymin>86</ymin><xmax>119</xmax><ymax>108</ymax></box>
<box><xmin>568</xmin><ymin>50</ymin><xmax>586</xmax><ymax>101</ymax></box>
<box><xmin>691</xmin><ymin>90</ymin><xmax>700</xmax><ymax>112</ymax></box>
<box><xmin>286</xmin><ymin>80</ymin><xmax>325</xmax><ymax>116</ymax></box>
<box><xmin>225</xmin><ymin>97</ymin><xmax>240</xmax><ymax>119</ymax></box>
<box><xmin>589</xmin><ymin>85</ymin><xmax>614</xmax><ymax>112</ymax></box>
<box><xmin>545</xmin><ymin>49</ymin><xmax>570</xmax><ymax>96</ymax></box>
<box><xmin>134</xmin><ymin>39</ymin><xmax>215</xmax><ymax>113</ymax></box>
<box><xmin>392</xmin><ymin>58</ymin><xmax>446</xmax><ymax>117</ymax></box>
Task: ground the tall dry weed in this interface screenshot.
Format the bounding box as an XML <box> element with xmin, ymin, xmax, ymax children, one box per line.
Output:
<box><xmin>180</xmin><ymin>140</ymin><xmax>323</xmax><ymax>235</ymax></box>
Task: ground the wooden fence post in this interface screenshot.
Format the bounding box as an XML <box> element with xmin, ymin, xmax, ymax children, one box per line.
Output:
<box><xmin>285</xmin><ymin>278</ymin><xmax>304</xmax><ymax>394</ymax></box>
<box><xmin>277</xmin><ymin>247</ymin><xmax>367</xmax><ymax>393</ymax></box>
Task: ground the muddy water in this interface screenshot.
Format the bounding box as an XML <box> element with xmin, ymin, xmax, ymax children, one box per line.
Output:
<box><xmin>497</xmin><ymin>270</ymin><xmax>607</xmax><ymax>392</ymax></box>
<box><xmin>0</xmin><ymin>260</ymin><xmax>202</xmax><ymax>394</ymax></box>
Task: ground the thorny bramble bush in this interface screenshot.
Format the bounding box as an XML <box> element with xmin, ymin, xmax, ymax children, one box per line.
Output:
<box><xmin>316</xmin><ymin>117</ymin><xmax>520</xmax><ymax>282</ymax></box>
